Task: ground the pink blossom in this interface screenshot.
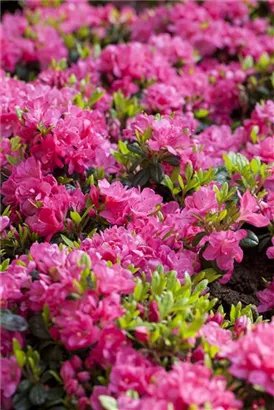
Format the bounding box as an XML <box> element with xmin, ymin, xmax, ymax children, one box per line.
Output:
<box><xmin>93</xmin><ymin>261</ymin><xmax>135</xmax><ymax>295</ymax></box>
<box><xmin>185</xmin><ymin>186</ymin><xmax>219</xmax><ymax>218</ymax></box>
<box><xmin>257</xmin><ymin>280</ymin><xmax>274</xmax><ymax>313</ymax></box>
<box><xmin>266</xmin><ymin>238</ymin><xmax>274</xmax><ymax>259</ymax></box>
<box><xmin>99</xmin><ymin>179</ymin><xmax>162</xmax><ymax>225</ymax></box>
<box><xmin>226</xmin><ymin>320</ymin><xmax>274</xmax><ymax>396</ymax></box>
<box><xmin>148</xmin><ymin>301</ymin><xmax>160</xmax><ymax>322</ymax></box>
<box><xmin>148</xmin><ymin>117</ymin><xmax>190</xmax><ymax>155</ymax></box>
<box><xmin>34</xmin><ymin>26</ymin><xmax>68</xmax><ymax>70</ymax></box>
<box><xmin>234</xmin><ymin>316</ymin><xmax>252</xmax><ymax>338</ymax></box>
<box><xmin>0</xmin><ymin>356</ymin><xmax>21</xmax><ymax>399</ymax></box>
<box><xmin>0</xmin><ymin>274</ymin><xmax>22</xmax><ymax>308</ymax></box>
<box><xmin>109</xmin><ymin>347</ymin><xmax>162</xmax><ymax>395</ymax></box>
<box><xmin>147</xmin><ymin>362</ymin><xmax>242</xmax><ymax>409</ymax></box>
<box><xmin>30</xmin><ymin>242</ymin><xmax>67</xmax><ymax>273</ymax></box>
<box><xmin>86</xmin><ymin>327</ymin><xmax>129</xmax><ymax>368</ymax></box>
<box><xmin>202</xmin><ymin>230</ymin><xmax>247</xmax><ymax>283</ymax></box>
<box><xmin>237</xmin><ymin>191</ymin><xmax>270</xmax><ymax>227</ymax></box>
<box><xmin>135</xmin><ymin>326</ymin><xmax>149</xmax><ymax>344</ymax></box>
<box><xmin>142</xmin><ymin>83</ymin><xmax>185</xmax><ymax>114</ymax></box>
<box><xmin>61</xmin><ymin>356</ymin><xmax>87</xmax><ymax>399</ymax></box>
<box><xmin>26</xmin><ymin>194</ymin><xmax>69</xmax><ymax>241</ymax></box>
<box><xmin>0</xmin><ymin>330</ymin><xmax>24</xmax><ymax>357</ymax></box>
<box><xmin>0</xmin><ymin>216</ymin><xmax>10</xmax><ymax>233</ymax></box>
<box><xmin>200</xmin><ymin>321</ymin><xmax>232</xmax><ymax>353</ymax></box>
<box><xmin>54</xmin><ymin>301</ymin><xmax>100</xmax><ymax>350</ymax></box>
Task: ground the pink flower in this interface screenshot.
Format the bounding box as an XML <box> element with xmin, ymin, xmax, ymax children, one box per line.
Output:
<box><xmin>234</xmin><ymin>316</ymin><xmax>252</xmax><ymax>338</ymax></box>
<box><xmin>148</xmin><ymin>117</ymin><xmax>190</xmax><ymax>155</ymax></box>
<box><xmin>0</xmin><ymin>330</ymin><xmax>24</xmax><ymax>357</ymax></box>
<box><xmin>55</xmin><ymin>306</ymin><xmax>100</xmax><ymax>351</ymax></box>
<box><xmin>226</xmin><ymin>320</ymin><xmax>274</xmax><ymax>396</ymax></box>
<box><xmin>93</xmin><ymin>261</ymin><xmax>135</xmax><ymax>295</ymax></box>
<box><xmin>202</xmin><ymin>230</ymin><xmax>247</xmax><ymax>283</ymax></box>
<box><xmin>0</xmin><ymin>356</ymin><xmax>21</xmax><ymax>399</ymax></box>
<box><xmin>135</xmin><ymin>326</ymin><xmax>149</xmax><ymax>343</ymax></box>
<box><xmin>30</xmin><ymin>242</ymin><xmax>67</xmax><ymax>273</ymax></box>
<box><xmin>34</xmin><ymin>26</ymin><xmax>68</xmax><ymax>70</ymax></box>
<box><xmin>0</xmin><ymin>216</ymin><xmax>10</xmax><ymax>233</ymax></box>
<box><xmin>206</xmin><ymin>311</ymin><xmax>224</xmax><ymax>325</ymax></box>
<box><xmin>99</xmin><ymin>179</ymin><xmax>162</xmax><ymax>225</ymax></box>
<box><xmin>200</xmin><ymin>321</ymin><xmax>232</xmax><ymax>353</ymax></box>
<box><xmin>61</xmin><ymin>356</ymin><xmax>87</xmax><ymax>399</ymax></box>
<box><xmin>142</xmin><ymin>83</ymin><xmax>185</xmax><ymax>114</ymax></box>
<box><xmin>148</xmin><ymin>301</ymin><xmax>160</xmax><ymax>322</ymax></box>
<box><xmin>26</xmin><ymin>191</ymin><xmax>70</xmax><ymax>241</ymax></box>
<box><xmin>266</xmin><ymin>238</ymin><xmax>274</xmax><ymax>259</ymax></box>
<box><xmin>109</xmin><ymin>347</ymin><xmax>161</xmax><ymax>395</ymax></box>
<box><xmin>0</xmin><ymin>274</ymin><xmax>22</xmax><ymax>308</ymax></box>
<box><xmin>237</xmin><ymin>191</ymin><xmax>270</xmax><ymax>227</ymax></box>
<box><xmin>257</xmin><ymin>280</ymin><xmax>274</xmax><ymax>313</ymax></box>
<box><xmin>86</xmin><ymin>327</ymin><xmax>129</xmax><ymax>368</ymax></box>
<box><xmin>185</xmin><ymin>187</ymin><xmax>219</xmax><ymax>218</ymax></box>
<box><xmin>147</xmin><ymin>362</ymin><xmax>242</xmax><ymax>409</ymax></box>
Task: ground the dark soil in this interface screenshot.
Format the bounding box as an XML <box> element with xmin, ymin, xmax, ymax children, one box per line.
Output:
<box><xmin>209</xmin><ymin>248</ymin><xmax>274</xmax><ymax>315</ymax></box>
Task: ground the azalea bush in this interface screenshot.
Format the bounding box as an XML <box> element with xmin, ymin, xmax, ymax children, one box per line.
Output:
<box><xmin>1</xmin><ymin>0</ymin><xmax>274</xmax><ymax>409</ymax></box>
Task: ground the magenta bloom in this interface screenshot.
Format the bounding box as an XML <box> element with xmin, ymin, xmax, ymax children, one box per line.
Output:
<box><xmin>237</xmin><ymin>191</ymin><xmax>270</xmax><ymax>227</ymax></box>
<box><xmin>55</xmin><ymin>306</ymin><xmax>100</xmax><ymax>351</ymax></box>
<box><xmin>200</xmin><ymin>321</ymin><xmax>232</xmax><ymax>353</ymax></box>
<box><xmin>266</xmin><ymin>237</ymin><xmax>274</xmax><ymax>259</ymax></box>
<box><xmin>257</xmin><ymin>280</ymin><xmax>274</xmax><ymax>313</ymax></box>
<box><xmin>185</xmin><ymin>186</ymin><xmax>219</xmax><ymax>218</ymax></box>
<box><xmin>147</xmin><ymin>362</ymin><xmax>242</xmax><ymax>409</ymax></box>
<box><xmin>226</xmin><ymin>320</ymin><xmax>274</xmax><ymax>396</ymax></box>
<box><xmin>0</xmin><ymin>356</ymin><xmax>21</xmax><ymax>399</ymax></box>
<box><xmin>202</xmin><ymin>230</ymin><xmax>246</xmax><ymax>283</ymax></box>
<box><xmin>0</xmin><ymin>216</ymin><xmax>10</xmax><ymax>233</ymax></box>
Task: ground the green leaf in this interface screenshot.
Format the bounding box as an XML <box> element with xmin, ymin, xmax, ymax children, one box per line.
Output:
<box><xmin>230</xmin><ymin>304</ymin><xmax>236</xmax><ymax>322</ymax></box>
<box><xmin>6</xmin><ymin>154</ymin><xmax>18</xmax><ymax>165</ymax></box>
<box><xmin>185</xmin><ymin>163</ymin><xmax>193</xmax><ymax>181</ymax></box>
<box><xmin>159</xmin><ymin>291</ymin><xmax>174</xmax><ymax>318</ymax></box>
<box><xmin>163</xmin><ymin>154</ymin><xmax>180</xmax><ymax>166</ymax></box>
<box><xmin>1</xmin><ymin>310</ymin><xmax>28</xmax><ymax>332</ymax></box>
<box><xmin>60</xmin><ymin>234</ymin><xmax>74</xmax><ymax>248</ymax></box>
<box><xmin>193</xmin><ymin>279</ymin><xmax>208</xmax><ymax>295</ymax></box>
<box><xmin>29</xmin><ymin>385</ymin><xmax>48</xmax><ymax>406</ymax></box>
<box><xmin>240</xmin><ymin>230</ymin><xmax>259</xmax><ymax>248</ymax></box>
<box><xmin>13</xmin><ymin>339</ymin><xmax>26</xmax><ymax>368</ymax></box>
<box><xmin>127</xmin><ymin>143</ymin><xmax>143</xmax><ymax>155</ymax></box>
<box><xmin>118</xmin><ymin>140</ymin><xmax>129</xmax><ymax>155</ymax></box>
<box><xmin>28</xmin><ymin>315</ymin><xmax>51</xmax><ymax>340</ymax></box>
<box><xmin>99</xmin><ymin>395</ymin><xmax>118</xmax><ymax>410</ymax></box>
<box><xmin>13</xmin><ymin>391</ymin><xmax>32</xmax><ymax>410</ymax></box>
<box><xmin>250</xmin><ymin>126</ymin><xmax>259</xmax><ymax>144</ymax></box>
<box><xmin>162</xmin><ymin>175</ymin><xmax>174</xmax><ymax>191</ymax></box>
<box><xmin>242</xmin><ymin>55</ymin><xmax>254</xmax><ymax>71</ymax></box>
<box><xmin>89</xmin><ymin>88</ymin><xmax>105</xmax><ymax>107</ymax></box>
<box><xmin>192</xmin><ymin>232</ymin><xmax>207</xmax><ymax>247</ymax></box>
<box><xmin>257</xmin><ymin>52</ymin><xmax>270</xmax><ymax>70</ymax></box>
<box><xmin>133</xmin><ymin>279</ymin><xmax>143</xmax><ymax>301</ymax></box>
<box><xmin>132</xmin><ymin>168</ymin><xmax>150</xmax><ymax>187</ymax></box>
<box><xmin>194</xmin><ymin>109</ymin><xmax>209</xmax><ymax>119</ymax></box>
<box><xmin>150</xmin><ymin>163</ymin><xmax>164</xmax><ymax>183</ymax></box>
<box><xmin>70</xmin><ymin>211</ymin><xmax>82</xmax><ymax>225</ymax></box>
<box><xmin>18</xmin><ymin>380</ymin><xmax>32</xmax><ymax>393</ymax></box>
<box><xmin>200</xmin><ymin>268</ymin><xmax>220</xmax><ymax>283</ymax></box>
<box><xmin>47</xmin><ymin>387</ymin><xmax>65</xmax><ymax>401</ymax></box>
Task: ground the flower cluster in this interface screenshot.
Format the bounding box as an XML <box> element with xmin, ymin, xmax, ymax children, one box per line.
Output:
<box><xmin>1</xmin><ymin>0</ymin><xmax>274</xmax><ymax>409</ymax></box>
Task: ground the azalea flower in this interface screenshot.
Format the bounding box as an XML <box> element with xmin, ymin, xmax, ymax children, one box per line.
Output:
<box><xmin>201</xmin><ymin>230</ymin><xmax>247</xmax><ymax>283</ymax></box>
<box><xmin>237</xmin><ymin>191</ymin><xmax>270</xmax><ymax>227</ymax></box>
<box><xmin>226</xmin><ymin>320</ymin><xmax>274</xmax><ymax>396</ymax></box>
